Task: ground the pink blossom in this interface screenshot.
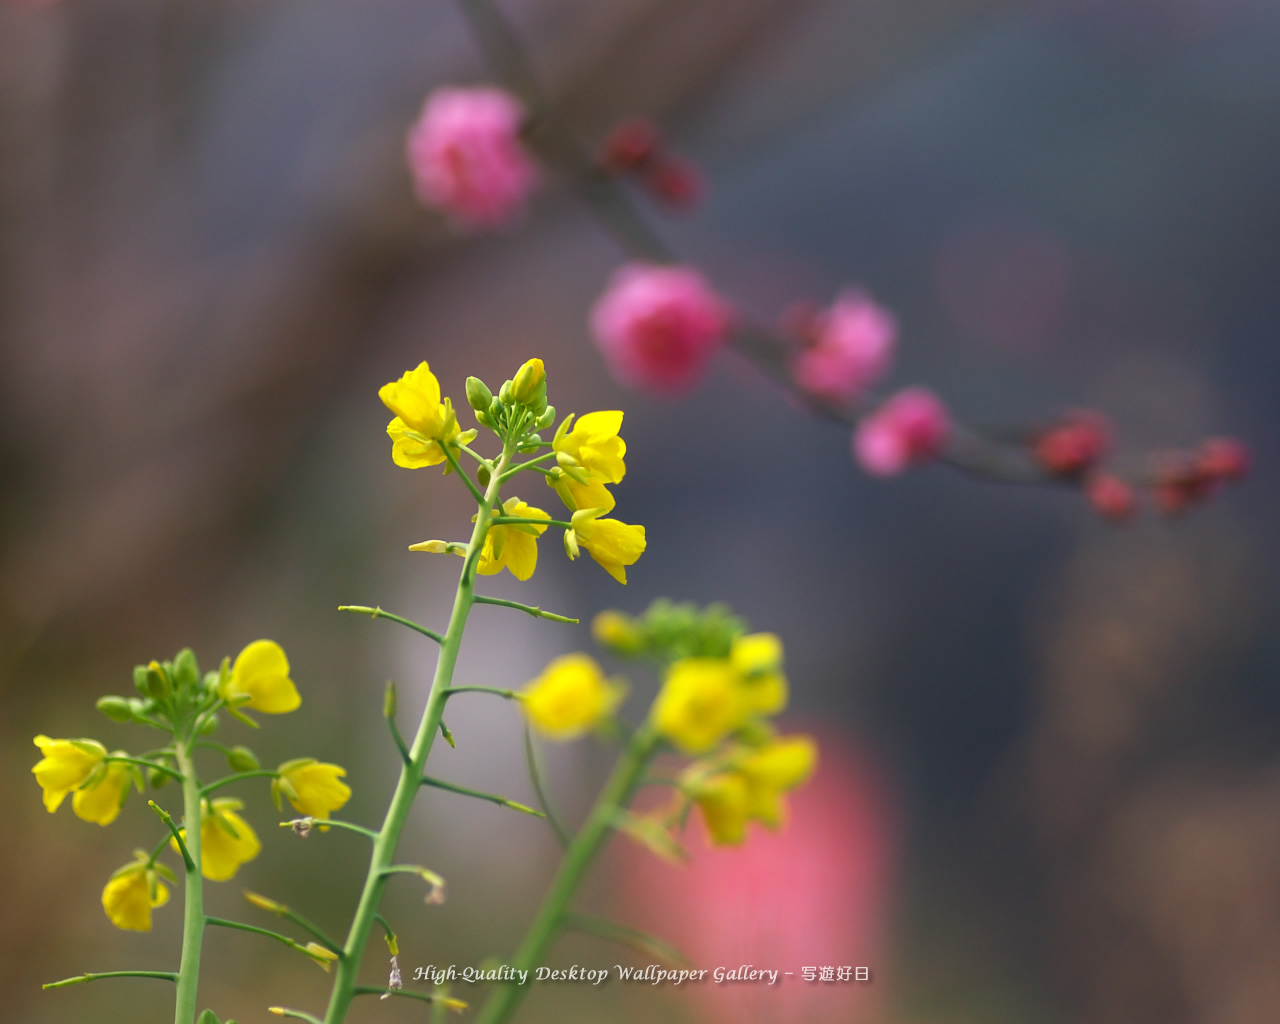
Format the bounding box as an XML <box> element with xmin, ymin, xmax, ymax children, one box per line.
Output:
<box><xmin>792</xmin><ymin>291</ymin><xmax>897</xmax><ymax>403</ymax></box>
<box><xmin>590</xmin><ymin>264</ymin><xmax>732</xmax><ymax>393</ymax></box>
<box><xmin>854</xmin><ymin>387</ymin><xmax>951</xmax><ymax>475</ymax></box>
<box><xmin>405</xmin><ymin>87</ymin><xmax>537</xmax><ymax>229</ymax></box>
<box><xmin>616</xmin><ymin>738</ymin><xmax>895</xmax><ymax>1024</ymax></box>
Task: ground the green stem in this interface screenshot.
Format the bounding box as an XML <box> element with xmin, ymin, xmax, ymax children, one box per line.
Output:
<box><xmin>497</xmin><ymin>450</ymin><xmax>557</xmax><ymax>482</ymax></box>
<box><xmin>44</xmin><ymin>970</ymin><xmax>178</xmax><ymax>989</ymax></box>
<box><xmin>200</xmin><ymin>769</ymin><xmax>278</xmax><ymax>797</ymax></box>
<box><xmin>337</xmin><ymin>605</ymin><xmax>444</xmax><ymax>644</ymax></box>
<box><xmin>421</xmin><ymin>775</ymin><xmax>544</xmax><ymax>817</ymax></box>
<box><xmin>322</xmin><ymin>445</ymin><xmax>513</xmax><ymax>1024</ymax></box>
<box><xmin>172</xmin><ymin>742</ymin><xmax>205</xmax><ymax>1024</ymax></box>
<box><xmin>476</xmin><ymin>727</ymin><xmax>658</xmax><ymax>1024</ymax></box>
<box><xmin>206</xmin><ymin>916</ymin><xmax>323</xmax><ymax>957</ymax></box>
<box><xmin>473</xmin><ymin>595</ymin><xmax>579</xmax><ymax>624</ymax></box>
<box><xmin>106</xmin><ymin>755</ymin><xmax>185</xmax><ymax>782</ymax></box>
<box><xmin>523</xmin><ymin>724</ymin><xmax>569</xmax><ymax>848</ymax></box>
<box><xmin>444</xmin><ymin>685</ymin><xmax>518</xmax><ymax>700</ymax></box>
<box><xmin>492</xmin><ymin>515</ymin><xmax>573</xmax><ymax>530</ymax></box>
<box><xmin>280</xmin><ymin>818</ymin><xmax>379</xmax><ymax>841</ymax></box>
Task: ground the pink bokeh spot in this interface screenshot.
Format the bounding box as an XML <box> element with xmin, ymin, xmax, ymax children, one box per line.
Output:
<box><xmin>590</xmin><ymin>264</ymin><xmax>732</xmax><ymax>393</ymax></box>
<box><xmin>405</xmin><ymin>87</ymin><xmax>538</xmax><ymax>229</ymax></box>
<box><xmin>792</xmin><ymin>291</ymin><xmax>897</xmax><ymax>404</ymax></box>
<box><xmin>616</xmin><ymin>738</ymin><xmax>895</xmax><ymax>1023</ymax></box>
<box><xmin>854</xmin><ymin>388</ymin><xmax>951</xmax><ymax>476</ymax></box>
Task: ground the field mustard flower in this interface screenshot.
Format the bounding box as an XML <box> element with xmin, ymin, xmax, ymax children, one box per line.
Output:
<box><xmin>220</xmin><ymin>639</ymin><xmax>300</xmax><ymax>713</ymax></box>
<box><xmin>736</xmin><ymin>735</ymin><xmax>817</xmax><ymax>828</ymax></box>
<box><xmin>730</xmin><ymin>631</ymin><xmax>789</xmax><ymax>716</ymax></box>
<box><xmin>102</xmin><ymin>860</ymin><xmax>170</xmax><ymax>932</ymax></box>
<box><xmin>174</xmin><ymin>797</ymin><xmax>261</xmax><ymax>881</ymax></box>
<box><xmin>32</xmin><ymin>735</ymin><xmax>107</xmax><ymax>813</ymax></box>
<box><xmin>521</xmin><ymin>653</ymin><xmax>627</xmax><ymax>740</ymax></box>
<box><xmin>72</xmin><ymin>758</ymin><xmax>135</xmax><ymax>826</ymax></box>
<box><xmin>379</xmin><ymin>361</ymin><xmax>476</xmax><ymax>468</ymax></box>
<box><xmin>570</xmin><ymin>508</ymin><xmax>646</xmax><ymax>584</ymax></box>
<box><xmin>548</xmin><ymin>471</ymin><xmax>616</xmax><ymax>515</ymax></box>
<box><xmin>553</xmin><ymin>411</ymin><xmax>627</xmax><ymax>483</ymax></box>
<box><xmin>478</xmin><ymin>497</ymin><xmax>550</xmax><ymax>580</ymax></box>
<box><xmin>651</xmin><ymin>658</ymin><xmax>746</xmax><ymax>753</ymax></box>
<box><xmin>687</xmin><ymin>771</ymin><xmax>750</xmax><ymax>845</ymax></box>
<box><xmin>276</xmin><ymin>760</ymin><xmax>351</xmax><ymax>820</ymax></box>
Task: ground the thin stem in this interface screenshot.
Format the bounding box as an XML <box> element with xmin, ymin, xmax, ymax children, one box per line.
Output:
<box><xmin>322</xmin><ymin>444</ymin><xmax>514</xmax><ymax>1024</ymax></box>
<box><xmin>563</xmin><ymin>912</ymin><xmax>689</xmax><ymax>965</ymax></box>
<box><xmin>146</xmin><ymin>831</ymin><xmax>173</xmax><ymax>868</ymax></box>
<box><xmin>475</xmin><ymin>727</ymin><xmax>659</xmax><ymax>1024</ymax></box>
<box><xmin>497</xmin><ymin>450</ymin><xmax>557</xmax><ymax>482</ymax></box>
<box><xmin>278</xmin><ymin>909</ymin><xmax>344</xmax><ymax>956</ymax></box>
<box><xmin>353</xmin><ymin>986</ymin><xmax>462</xmax><ymax>1008</ymax></box>
<box><xmin>444</xmin><ymin>444</ymin><xmax>488</xmax><ymax>505</ymax></box>
<box><xmin>191</xmin><ymin>698</ymin><xmax>225</xmax><ymax>737</ymax></box>
<box><xmin>524</xmin><ymin>723</ymin><xmax>570</xmax><ymax>848</ymax></box>
<box><xmin>444</xmin><ymin>684</ymin><xmax>518</xmax><ymax>700</ymax></box>
<box><xmin>337</xmin><ymin>605</ymin><xmax>444</xmax><ymax>644</ymax></box>
<box><xmin>422</xmin><ymin>775</ymin><xmax>545</xmax><ymax>817</ymax></box>
<box><xmin>473</xmin><ymin>595</ymin><xmax>579</xmax><ymax>624</ymax></box>
<box><xmin>44</xmin><ymin>971</ymin><xmax>178</xmax><ymax>989</ymax></box>
<box><xmin>106</xmin><ymin>755</ymin><xmax>185</xmax><ymax>782</ymax></box>
<box><xmin>269</xmin><ymin>1009</ymin><xmax>324</xmax><ymax>1023</ymax></box>
<box><xmin>280</xmin><ymin>818</ymin><xmax>379</xmax><ymax>841</ymax></box>
<box><xmin>206</xmin><ymin>916</ymin><xmax>320</xmax><ymax>957</ymax></box>
<box><xmin>492</xmin><ymin>515</ymin><xmax>573</xmax><ymax>530</ymax></box>
<box><xmin>455</xmin><ymin>442</ymin><xmax>489</xmax><ymax>465</ymax></box>
<box><xmin>200</xmin><ymin>770</ymin><xmax>278</xmax><ymax>797</ymax></box>
<box><xmin>173</xmin><ymin>742</ymin><xmax>205</xmax><ymax>1024</ymax></box>
<box><xmin>149</xmin><ymin>801</ymin><xmax>194</xmax><ymax>874</ymax></box>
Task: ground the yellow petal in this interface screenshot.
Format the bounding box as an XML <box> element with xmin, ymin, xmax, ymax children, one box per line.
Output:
<box><xmin>388</xmin><ymin>417</ymin><xmax>448</xmax><ymax>468</ymax></box>
<box><xmin>378</xmin><ymin>362</ymin><xmax>445</xmax><ymax>435</ymax></box>
<box><xmin>651</xmin><ymin>658</ymin><xmax>745</xmax><ymax>754</ymax></box>
<box><xmin>197</xmin><ymin>809</ymin><xmax>262</xmax><ymax>881</ymax></box>
<box><xmin>32</xmin><ymin>736</ymin><xmax>106</xmax><ymax>813</ymax></box>
<box><xmin>72</xmin><ymin>762</ymin><xmax>132</xmax><ymax>826</ymax></box>
<box><xmin>283</xmin><ymin>763</ymin><xmax>352</xmax><ymax>820</ymax></box>
<box><xmin>521</xmin><ymin>653</ymin><xmax>626</xmax><ymax>740</ymax></box>
<box><xmin>102</xmin><ymin>868</ymin><xmax>168</xmax><ymax>932</ymax></box>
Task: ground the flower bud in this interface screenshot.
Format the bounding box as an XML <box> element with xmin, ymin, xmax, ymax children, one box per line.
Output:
<box><xmin>133</xmin><ymin>665</ymin><xmax>150</xmax><ymax>698</ymax></box>
<box><xmin>563</xmin><ymin>528</ymin><xmax>580</xmax><ymax>561</ymax></box>
<box><xmin>518</xmin><ymin>433</ymin><xmax>542</xmax><ymax>452</ymax></box>
<box><xmin>226</xmin><ymin>745</ymin><xmax>260</xmax><ymax>772</ymax></box>
<box><xmin>384</xmin><ymin>680</ymin><xmax>398</xmax><ymax>720</ymax></box>
<box><xmin>408</xmin><ymin>539</ymin><xmax>449</xmax><ymax>553</ymax></box>
<box><xmin>465</xmin><ymin>376</ymin><xmax>493</xmax><ymax>412</ymax></box>
<box><xmin>536</xmin><ymin>405</ymin><xmax>557</xmax><ymax>431</ymax></box>
<box><xmin>145</xmin><ymin>661</ymin><xmax>171</xmax><ymax>701</ymax></box>
<box><xmin>592</xmin><ymin>610</ymin><xmax>642</xmax><ymax>654</ymax></box>
<box><xmin>148</xmin><ymin>765</ymin><xmax>172</xmax><ymax>789</ymax></box>
<box><xmin>498</xmin><ymin>379</ymin><xmax>513</xmax><ymax>404</ymax></box>
<box><xmin>172</xmin><ymin>648</ymin><xmax>199</xmax><ymax>692</ymax></box>
<box><xmin>198</xmin><ymin>712</ymin><xmax>220</xmax><ymax>734</ymax></box>
<box><xmin>96</xmin><ymin>696</ymin><xmax>134</xmax><ymax>723</ymax></box>
<box><xmin>477</xmin><ymin>465</ymin><xmax>491</xmax><ymax>487</ymax></box>
<box><xmin>1085</xmin><ymin>473</ymin><xmax>1137</xmax><ymax>524</ymax></box>
<box><xmin>511</xmin><ymin>358</ymin><xmax>545</xmax><ymax>404</ymax></box>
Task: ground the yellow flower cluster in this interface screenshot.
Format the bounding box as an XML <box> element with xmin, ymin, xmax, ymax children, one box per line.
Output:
<box><xmin>651</xmin><ymin>632</ymin><xmax>789</xmax><ymax>754</ymax></box>
<box><xmin>680</xmin><ymin>735</ymin><xmax>817</xmax><ymax>845</ymax></box>
<box><xmin>645</xmin><ymin>631</ymin><xmax>815</xmax><ymax>845</ymax></box>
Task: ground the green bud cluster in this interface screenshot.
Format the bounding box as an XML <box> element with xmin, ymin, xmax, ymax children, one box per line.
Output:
<box><xmin>593</xmin><ymin>600</ymin><xmax>749</xmax><ymax>662</ymax></box>
<box><xmin>466</xmin><ymin>360</ymin><xmax>558</xmax><ymax>451</ymax></box>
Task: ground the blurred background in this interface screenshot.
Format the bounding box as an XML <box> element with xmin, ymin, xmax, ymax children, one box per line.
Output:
<box><xmin>2</xmin><ymin>0</ymin><xmax>1279</xmax><ymax>1021</ymax></box>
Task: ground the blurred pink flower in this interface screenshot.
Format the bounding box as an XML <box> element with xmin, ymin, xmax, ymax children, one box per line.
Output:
<box><xmin>590</xmin><ymin>264</ymin><xmax>732</xmax><ymax>393</ymax></box>
<box><xmin>405</xmin><ymin>87</ymin><xmax>538</xmax><ymax>229</ymax></box>
<box><xmin>854</xmin><ymin>388</ymin><xmax>951</xmax><ymax>476</ymax></box>
<box><xmin>616</xmin><ymin>738</ymin><xmax>895</xmax><ymax>1024</ymax></box>
<box><xmin>792</xmin><ymin>292</ymin><xmax>897</xmax><ymax>404</ymax></box>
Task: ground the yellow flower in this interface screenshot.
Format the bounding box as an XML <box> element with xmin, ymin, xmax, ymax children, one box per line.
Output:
<box><xmin>548</xmin><ymin>471</ymin><xmax>616</xmax><ymax>515</ymax></box>
<box><xmin>736</xmin><ymin>735</ymin><xmax>817</xmax><ymax>828</ymax></box>
<box><xmin>380</xmin><ymin>361</ymin><xmax>476</xmax><ymax>469</ymax></box>
<box><xmin>31</xmin><ymin>735</ymin><xmax>106</xmax><ymax>813</ymax></box>
<box><xmin>521</xmin><ymin>653</ymin><xmax>627</xmax><ymax>740</ymax></box>
<box><xmin>276</xmin><ymin>760</ymin><xmax>351</xmax><ymax>820</ymax></box>
<box><xmin>570</xmin><ymin>508</ymin><xmax>646</xmax><ymax>584</ymax></box>
<box><xmin>553</xmin><ymin>411</ymin><xmax>627</xmax><ymax>483</ymax></box>
<box><xmin>730</xmin><ymin>632</ymin><xmax>789</xmax><ymax>716</ymax></box>
<box><xmin>220</xmin><ymin>640</ymin><xmax>300</xmax><ymax>714</ymax></box>
<box><xmin>102</xmin><ymin>860</ymin><xmax>170</xmax><ymax>932</ymax></box>
<box><xmin>302</xmin><ymin>942</ymin><xmax>340</xmax><ymax>972</ymax></box>
<box><xmin>72</xmin><ymin>759</ymin><xmax>135</xmax><ymax>826</ymax></box>
<box><xmin>478</xmin><ymin>497</ymin><xmax>551</xmax><ymax>580</ymax></box>
<box><xmin>591</xmin><ymin>610</ymin><xmax>643</xmax><ymax>654</ymax></box>
<box><xmin>651</xmin><ymin>658</ymin><xmax>746</xmax><ymax>754</ymax></box>
<box><xmin>174</xmin><ymin>798</ymin><xmax>261</xmax><ymax>881</ymax></box>
<box><xmin>682</xmin><ymin>735</ymin><xmax>818</xmax><ymax>846</ymax></box>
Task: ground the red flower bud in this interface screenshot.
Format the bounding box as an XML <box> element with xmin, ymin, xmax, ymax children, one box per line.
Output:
<box><xmin>1085</xmin><ymin>473</ymin><xmax>1137</xmax><ymax>524</ymax></box>
<box><xmin>1196</xmin><ymin>437</ymin><xmax>1251</xmax><ymax>482</ymax></box>
<box><xmin>601</xmin><ymin>119</ymin><xmax>661</xmax><ymax>174</ymax></box>
<box><xmin>1032</xmin><ymin>411</ymin><xmax>1111</xmax><ymax>476</ymax></box>
<box><xmin>645</xmin><ymin>159</ymin><xmax>703</xmax><ymax>210</ymax></box>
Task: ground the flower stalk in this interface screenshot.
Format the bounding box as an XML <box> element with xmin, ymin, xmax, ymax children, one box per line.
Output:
<box><xmin>173</xmin><ymin>742</ymin><xmax>205</xmax><ymax>1024</ymax></box>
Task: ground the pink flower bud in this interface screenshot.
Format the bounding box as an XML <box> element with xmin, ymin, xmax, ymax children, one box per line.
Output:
<box><xmin>600</xmin><ymin>118</ymin><xmax>661</xmax><ymax>174</ymax></box>
<box><xmin>853</xmin><ymin>388</ymin><xmax>950</xmax><ymax>476</ymax></box>
<box><xmin>1197</xmin><ymin>437</ymin><xmax>1251</xmax><ymax>482</ymax></box>
<box><xmin>791</xmin><ymin>291</ymin><xmax>897</xmax><ymax>404</ymax></box>
<box><xmin>589</xmin><ymin>264</ymin><xmax>732</xmax><ymax>393</ymax></box>
<box><xmin>644</xmin><ymin>159</ymin><xmax>703</xmax><ymax>210</ymax></box>
<box><xmin>405</xmin><ymin>87</ymin><xmax>538</xmax><ymax>229</ymax></box>
<box><xmin>1031</xmin><ymin>410</ymin><xmax>1110</xmax><ymax>476</ymax></box>
<box><xmin>1086</xmin><ymin>473</ymin><xmax>1138</xmax><ymax>523</ymax></box>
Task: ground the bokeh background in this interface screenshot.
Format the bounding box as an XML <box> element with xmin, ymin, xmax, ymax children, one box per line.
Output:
<box><xmin>3</xmin><ymin>0</ymin><xmax>1279</xmax><ymax>1021</ymax></box>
